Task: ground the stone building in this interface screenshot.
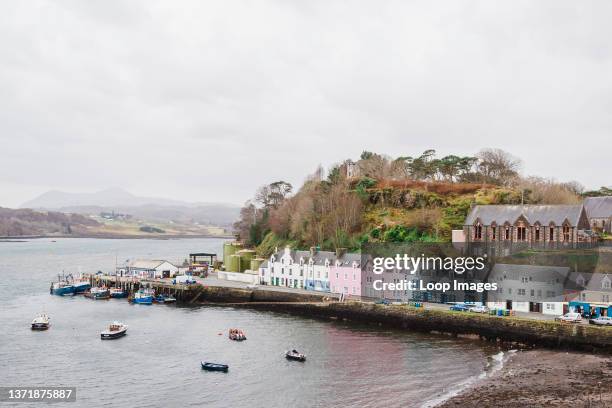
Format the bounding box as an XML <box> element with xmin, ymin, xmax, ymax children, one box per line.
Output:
<box><xmin>584</xmin><ymin>196</ymin><xmax>612</xmax><ymax>233</ymax></box>
<box><xmin>463</xmin><ymin>204</ymin><xmax>592</xmax><ymax>244</ymax></box>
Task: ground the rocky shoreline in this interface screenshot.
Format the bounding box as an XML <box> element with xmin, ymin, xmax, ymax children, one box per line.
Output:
<box><xmin>437</xmin><ymin>349</ymin><xmax>612</xmax><ymax>407</ymax></box>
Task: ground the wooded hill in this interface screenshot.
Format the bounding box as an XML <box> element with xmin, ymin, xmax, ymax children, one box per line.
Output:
<box><xmin>0</xmin><ymin>207</ymin><xmax>100</xmax><ymax>237</ymax></box>
<box><xmin>234</xmin><ymin>148</ymin><xmax>603</xmax><ymax>257</ymax></box>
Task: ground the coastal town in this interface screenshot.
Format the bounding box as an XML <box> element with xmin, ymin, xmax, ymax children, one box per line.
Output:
<box><xmin>47</xmin><ymin>195</ymin><xmax>612</xmax><ymax>340</ymax></box>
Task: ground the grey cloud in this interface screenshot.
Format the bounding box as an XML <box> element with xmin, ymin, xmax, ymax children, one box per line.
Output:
<box><xmin>0</xmin><ymin>0</ymin><xmax>610</xmax><ymax>207</ymax></box>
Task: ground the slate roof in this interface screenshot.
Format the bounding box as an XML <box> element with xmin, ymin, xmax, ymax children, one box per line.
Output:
<box><xmin>465</xmin><ymin>204</ymin><xmax>585</xmax><ymax>226</ymax></box>
<box><xmin>488</xmin><ymin>263</ymin><xmax>570</xmax><ymax>284</ymax></box>
<box><xmin>272</xmin><ymin>249</ymin><xmax>362</xmax><ymax>267</ymax></box>
<box><xmin>128</xmin><ymin>259</ymin><xmax>176</xmax><ymax>269</ymax></box>
<box><xmin>584</xmin><ymin>196</ymin><xmax>612</xmax><ymax>219</ymax></box>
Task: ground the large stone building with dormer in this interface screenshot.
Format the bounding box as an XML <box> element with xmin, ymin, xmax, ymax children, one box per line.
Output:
<box><xmin>462</xmin><ymin>204</ymin><xmax>592</xmax><ymax>244</ymax></box>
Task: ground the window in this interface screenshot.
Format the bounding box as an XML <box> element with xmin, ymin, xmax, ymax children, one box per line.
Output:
<box><xmin>603</xmin><ymin>279</ymin><xmax>611</xmax><ymax>290</ymax></box>
<box><xmin>474</xmin><ymin>225</ymin><xmax>482</xmax><ymax>240</ymax></box>
<box><xmin>517</xmin><ymin>226</ymin><xmax>526</xmax><ymax>241</ymax></box>
<box><xmin>535</xmin><ymin>227</ymin><xmax>540</xmax><ymax>241</ymax></box>
<box><xmin>530</xmin><ymin>289</ymin><xmax>534</xmax><ymax>297</ymax></box>
<box><xmin>505</xmin><ymin>227</ymin><xmax>510</xmax><ymax>240</ymax></box>
<box><xmin>492</xmin><ymin>226</ymin><xmax>496</xmax><ymax>240</ymax></box>
<box><xmin>549</xmin><ymin>227</ymin><xmax>554</xmax><ymax>241</ymax></box>
<box><xmin>563</xmin><ymin>225</ymin><xmax>570</xmax><ymax>241</ymax></box>
<box><xmin>518</xmin><ymin>289</ymin><xmax>526</xmax><ymax>296</ymax></box>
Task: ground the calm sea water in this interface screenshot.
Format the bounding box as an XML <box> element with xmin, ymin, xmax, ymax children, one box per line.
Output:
<box><xmin>0</xmin><ymin>238</ymin><xmax>499</xmax><ymax>408</ymax></box>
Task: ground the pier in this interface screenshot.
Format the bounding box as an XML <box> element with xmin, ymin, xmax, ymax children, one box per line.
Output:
<box><xmin>86</xmin><ymin>274</ymin><xmax>206</xmax><ymax>303</ymax></box>
<box><xmin>85</xmin><ymin>273</ymin><xmax>333</xmax><ymax>304</ymax></box>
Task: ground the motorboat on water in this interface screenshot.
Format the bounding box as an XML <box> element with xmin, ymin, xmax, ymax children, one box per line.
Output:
<box><xmin>85</xmin><ymin>287</ymin><xmax>111</xmax><ymax>300</ymax></box>
<box><xmin>132</xmin><ymin>288</ymin><xmax>154</xmax><ymax>305</ymax></box>
<box><xmin>110</xmin><ymin>288</ymin><xmax>127</xmax><ymax>298</ymax></box>
<box><xmin>31</xmin><ymin>313</ymin><xmax>50</xmax><ymax>330</ymax></box>
<box><xmin>285</xmin><ymin>350</ymin><xmax>306</xmax><ymax>362</ymax></box>
<box><xmin>201</xmin><ymin>362</ymin><xmax>228</xmax><ymax>372</ymax></box>
<box><xmin>228</xmin><ymin>328</ymin><xmax>246</xmax><ymax>341</ymax></box>
<box><xmin>163</xmin><ymin>295</ymin><xmax>176</xmax><ymax>303</ymax></box>
<box><xmin>100</xmin><ymin>322</ymin><xmax>128</xmax><ymax>339</ymax></box>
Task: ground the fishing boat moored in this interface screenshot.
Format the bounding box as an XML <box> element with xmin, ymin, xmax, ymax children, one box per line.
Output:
<box><xmin>285</xmin><ymin>349</ymin><xmax>306</xmax><ymax>362</ymax></box>
<box><xmin>31</xmin><ymin>313</ymin><xmax>50</xmax><ymax>330</ymax></box>
<box><xmin>100</xmin><ymin>322</ymin><xmax>128</xmax><ymax>340</ymax></box>
<box><xmin>72</xmin><ymin>278</ymin><xmax>91</xmax><ymax>294</ymax></box>
<box><xmin>201</xmin><ymin>362</ymin><xmax>229</xmax><ymax>372</ymax></box>
<box><xmin>131</xmin><ymin>288</ymin><xmax>154</xmax><ymax>305</ymax></box>
<box><xmin>110</xmin><ymin>288</ymin><xmax>127</xmax><ymax>298</ymax></box>
<box><xmin>85</xmin><ymin>287</ymin><xmax>111</xmax><ymax>300</ymax></box>
<box><xmin>163</xmin><ymin>295</ymin><xmax>176</xmax><ymax>303</ymax></box>
<box><xmin>50</xmin><ymin>281</ymin><xmax>75</xmax><ymax>296</ymax></box>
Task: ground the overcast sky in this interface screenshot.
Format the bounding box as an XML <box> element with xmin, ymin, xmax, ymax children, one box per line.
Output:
<box><xmin>1</xmin><ymin>1</ymin><xmax>610</xmax><ymax>208</ymax></box>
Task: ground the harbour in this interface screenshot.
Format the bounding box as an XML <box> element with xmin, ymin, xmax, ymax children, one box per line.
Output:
<box><xmin>1</xmin><ymin>237</ymin><xmax>503</xmax><ymax>408</ymax></box>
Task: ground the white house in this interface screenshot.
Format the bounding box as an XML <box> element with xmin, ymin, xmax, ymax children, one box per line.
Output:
<box><xmin>486</xmin><ymin>263</ymin><xmax>569</xmax><ymax>315</ymax></box>
<box><xmin>262</xmin><ymin>246</ymin><xmax>338</xmax><ymax>292</ymax></box>
<box><xmin>117</xmin><ymin>259</ymin><xmax>179</xmax><ymax>279</ymax></box>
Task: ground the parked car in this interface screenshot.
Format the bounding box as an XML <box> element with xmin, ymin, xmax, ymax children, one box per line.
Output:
<box><xmin>173</xmin><ymin>275</ymin><xmax>196</xmax><ymax>284</ymax></box>
<box><xmin>589</xmin><ymin>316</ymin><xmax>612</xmax><ymax>326</ymax></box>
<box><xmin>449</xmin><ymin>304</ymin><xmax>470</xmax><ymax>312</ymax></box>
<box><xmin>246</xmin><ymin>284</ymin><xmax>258</xmax><ymax>289</ymax></box>
<box><xmin>469</xmin><ymin>305</ymin><xmax>490</xmax><ymax>314</ymax></box>
<box><xmin>555</xmin><ymin>312</ymin><xmax>582</xmax><ymax>323</ymax></box>
<box><xmin>375</xmin><ymin>299</ymin><xmax>390</xmax><ymax>305</ymax></box>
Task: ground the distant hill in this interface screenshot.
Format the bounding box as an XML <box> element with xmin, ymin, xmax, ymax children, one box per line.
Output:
<box><xmin>21</xmin><ymin>188</ymin><xmax>240</xmax><ymax>227</ymax></box>
<box><xmin>0</xmin><ymin>207</ymin><xmax>100</xmax><ymax>237</ymax></box>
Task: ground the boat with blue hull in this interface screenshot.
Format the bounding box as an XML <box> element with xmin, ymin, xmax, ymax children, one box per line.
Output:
<box><xmin>72</xmin><ymin>280</ymin><xmax>91</xmax><ymax>294</ymax></box>
<box><xmin>132</xmin><ymin>289</ymin><xmax>154</xmax><ymax>305</ymax></box>
<box><xmin>50</xmin><ymin>280</ymin><xmax>75</xmax><ymax>296</ymax></box>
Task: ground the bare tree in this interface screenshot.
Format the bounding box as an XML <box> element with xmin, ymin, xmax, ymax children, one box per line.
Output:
<box><xmin>476</xmin><ymin>148</ymin><xmax>521</xmax><ymax>185</ymax></box>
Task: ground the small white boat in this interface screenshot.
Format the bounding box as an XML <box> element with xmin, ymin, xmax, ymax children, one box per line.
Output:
<box><xmin>100</xmin><ymin>322</ymin><xmax>128</xmax><ymax>340</ymax></box>
<box><xmin>31</xmin><ymin>313</ymin><xmax>50</xmax><ymax>330</ymax></box>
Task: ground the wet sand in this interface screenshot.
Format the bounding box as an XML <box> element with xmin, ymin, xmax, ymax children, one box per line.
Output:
<box><xmin>438</xmin><ymin>349</ymin><xmax>612</xmax><ymax>407</ymax></box>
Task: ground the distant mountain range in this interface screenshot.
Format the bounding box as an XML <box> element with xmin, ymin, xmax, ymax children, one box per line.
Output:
<box><xmin>20</xmin><ymin>188</ymin><xmax>240</xmax><ymax>227</ymax></box>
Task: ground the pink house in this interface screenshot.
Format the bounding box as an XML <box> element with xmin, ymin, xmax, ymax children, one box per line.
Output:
<box><xmin>329</xmin><ymin>253</ymin><xmax>362</xmax><ymax>298</ymax></box>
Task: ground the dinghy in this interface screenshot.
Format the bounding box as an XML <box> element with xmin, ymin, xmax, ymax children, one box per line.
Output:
<box><xmin>201</xmin><ymin>362</ymin><xmax>229</xmax><ymax>372</ymax></box>
<box><xmin>285</xmin><ymin>349</ymin><xmax>306</xmax><ymax>362</ymax></box>
<box><xmin>228</xmin><ymin>328</ymin><xmax>246</xmax><ymax>341</ymax></box>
